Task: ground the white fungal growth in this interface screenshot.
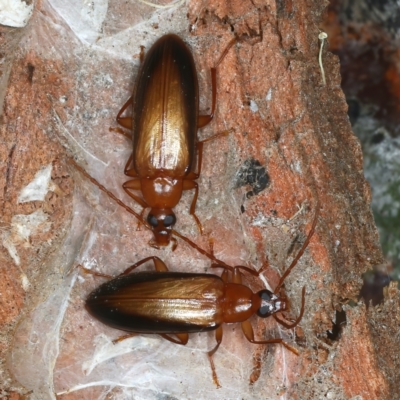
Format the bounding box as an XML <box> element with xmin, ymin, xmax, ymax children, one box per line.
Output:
<box><xmin>0</xmin><ymin>0</ymin><xmax>33</xmax><ymax>28</ymax></box>
<box><xmin>18</xmin><ymin>164</ymin><xmax>53</xmax><ymax>203</ymax></box>
<box><xmin>250</xmin><ymin>100</ymin><xmax>259</xmax><ymax>112</ymax></box>
<box><xmin>2</xmin><ymin>209</ymin><xmax>50</xmax><ymax>267</ymax></box>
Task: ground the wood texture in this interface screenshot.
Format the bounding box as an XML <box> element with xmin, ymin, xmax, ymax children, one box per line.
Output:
<box><xmin>0</xmin><ymin>0</ymin><xmax>397</xmax><ymax>398</ymax></box>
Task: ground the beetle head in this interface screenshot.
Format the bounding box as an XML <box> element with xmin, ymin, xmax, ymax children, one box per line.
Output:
<box><xmin>256</xmin><ymin>289</ymin><xmax>288</xmax><ymax>318</ymax></box>
<box><xmin>147</xmin><ymin>208</ymin><xmax>177</xmax><ymax>246</ymax></box>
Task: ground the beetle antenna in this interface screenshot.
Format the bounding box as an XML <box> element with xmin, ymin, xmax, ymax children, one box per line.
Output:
<box><xmin>274</xmin><ymin>202</ymin><xmax>319</xmax><ymax>293</ymax></box>
<box><xmin>70</xmin><ymin>158</ymin><xmax>147</xmax><ymax>224</ymax></box>
<box><xmin>214</xmin><ymin>37</ymin><xmax>237</xmax><ymax>68</ymax></box>
<box><xmin>172</xmin><ymin>230</ymin><xmax>231</xmax><ymax>268</ymax></box>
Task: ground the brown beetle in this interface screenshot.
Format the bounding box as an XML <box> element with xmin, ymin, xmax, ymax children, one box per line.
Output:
<box><xmin>84</xmin><ymin>205</ymin><xmax>318</xmax><ymax>386</ymax></box>
<box><xmin>116</xmin><ymin>34</ymin><xmax>235</xmax><ymax>249</ymax></box>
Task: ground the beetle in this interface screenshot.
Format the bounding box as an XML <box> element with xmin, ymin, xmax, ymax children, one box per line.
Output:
<box><xmin>115</xmin><ymin>34</ymin><xmax>236</xmax><ymax>249</ymax></box>
<box><xmin>84</xmin><ymin>205</ymin><xmax>318</xmax><ymax>386</ymax></box>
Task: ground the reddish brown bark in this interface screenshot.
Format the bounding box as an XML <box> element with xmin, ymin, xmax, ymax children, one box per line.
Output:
<box><xmin>0</xmin><ymin>0</ymin><xmax>397</xmax><ymax>399</ymax></box>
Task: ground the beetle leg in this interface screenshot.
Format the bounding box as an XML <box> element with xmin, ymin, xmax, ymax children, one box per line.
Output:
<box><xmin>123</xmin><ymin>180</ymin><xmax>149</xmax><ymax>231</ymax></box>
<box><xmin>182</xmin><ymin>179</ymin><xmax>203</xmax><ymax>234</ymax></box>
<box><xmin>170</xmin><ymin>236</ymin><xmax>178</xmax><ymax>251</ymax></box>
<box><xmin>123</xmin><ymin>180</ymin><xmax>148</xmax><ymax>208</ymax></box>
<box><xmin>160</xmin><ymin>333</ymin><xmax>189</xmax><ymax>345</ymax></box>
<box><xmin>200</xmin><ymin>129</ymin><xmax>231</xmax><ymax>144</ymax></box>
<box><xmin>109</xmin><ymin>126</ymin><xmax>131</xmax><ymax>140</ymax></box>
<box><xmin>120</xmin><ymin>256</ymin><xmax>168</xmax><ymax>276</ymax></box>
<box><xmin>241</xmin><ymin>320</ymin><xmax>299</xmax><ymax>355</ymax></box>
<box><xmin>139</xmin><ymin>45</ymin><xmax>145</xmax><ymax>63</ymax></box>
<box><xmin>207</xmin><ymin>326</ymin><xmax>223</xmax><ymax>388</ymax></box>
<box><xmin>198</xmin><ymin>37</ymin><xmax>237</xmax><ymax>128</ymax></box>
<box><xmin>220</xmin><ymin>269</ymin><xmax>229</xmax><ymax>283</ymax></box>
<box><xmin>197</xmin><ymin>67</ymin><xmax>216</xmax><ymax>128</ymax></box>
<box><xmin>207</xmin><ymin>237</ymin><xmax>215</xmax><ymax>257</ymax></box>
<box><xmin>112</xmin><ymin>333</ymin><xmax>137</xmax><ymax>344</ymax></box>
<box><xmin>70</xmin><ymin>159</ymin><xmax>146</xmax><ymax>226</ymax></box>
<box><xmin>257</xmin><ymin>258</ymin><xmax>271</xmax><ymax>276</ymax></box>
<box><xmin>78</xmin><ymin>265</ymin><xmax>114</xmax><ymax>279</ymax></box>
<box><xmin>183</xmin><ymin>140</ymin><xmax>204</xmax><ymax>233</ymax></box>
<box><xmin>231</xmin><ymin>267</ymin><xmax>243</xmax><ymax>284</ymax></box>
<box><xmin>124</xmin><ymin>153</ymin><xmax>139</xmax><ymax>177</ymax></box>
<box><xmin>186</xmin><ymin>141</ymin><xmax>203</xmax><ymax>180</ymax></box>
<box><xmin>116</xmin><ymin>96</ymin><xmax>133</xmax><ymax>129</ymax></box>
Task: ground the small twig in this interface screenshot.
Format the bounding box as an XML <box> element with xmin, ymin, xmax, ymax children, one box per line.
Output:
<box><xmin>318</xmin><ymin>32</ymin><xmax>328</xmax><ymax>86</ymax></box>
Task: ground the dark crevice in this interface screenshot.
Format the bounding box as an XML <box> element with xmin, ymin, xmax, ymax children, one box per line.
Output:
<box><xmin>327</xmin><ymin>309</ymin><xmax>347</xmax><ymax>341</ymax></box>
<box><xmin>235</xmin><ymin>158</ymin><xmax>270</xmax><ymax>198</ymax></box>
<box><xmin>3</xmin><ymin>143</ymin><xmax>16</xmax><ymax>211</ymax></box>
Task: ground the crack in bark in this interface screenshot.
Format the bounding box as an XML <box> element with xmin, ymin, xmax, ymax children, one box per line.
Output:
<box><xmin>3</xmin><ymin>143</ymin><xmax>16</xmax><ymax>213</ymax></box>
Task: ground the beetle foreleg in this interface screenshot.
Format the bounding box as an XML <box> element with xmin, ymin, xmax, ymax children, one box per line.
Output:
<box><xmin>232</xmin><ymin>267</ymin><xmax>243</xmax><ymax>284</ymax></box>
<box><xmin>220</xmin><ymin>269</ymin><xmax>230</xmax><ymax>283</ymax></box>
<box><xmin>182</xmin><ymin>179</ymin><xmax>203</xmax><ymax>235</ymax></box>
<box><xmin>241</xmin><ymin>320</ymin><xmax>299</xmax><ymax>355</ymax></box>
<box><xmin>123</xmin><ymin>180</ymin><xmax>148</xmax><ymax>209</ymax></box>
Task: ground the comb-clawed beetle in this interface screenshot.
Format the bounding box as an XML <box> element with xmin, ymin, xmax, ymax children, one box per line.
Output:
<box><xmin>116</xmin><ymin>34</ymin><xmax>236</xmax><ymax>249</ymax></box>
<box><xmin>84</xmin><ymin>205</ymin><xmax>318</xmax><ymax>387</ymax></box>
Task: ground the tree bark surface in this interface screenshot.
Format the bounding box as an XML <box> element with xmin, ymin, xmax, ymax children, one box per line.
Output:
<box><xmin>0</xmin><ymin>0</ymin><xmax>396</xmax><ymax>399</ymax></box>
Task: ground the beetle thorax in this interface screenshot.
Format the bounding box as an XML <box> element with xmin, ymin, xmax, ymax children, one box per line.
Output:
<box><xmin>141</xmin><ymin>176</ymin><xmax>183</xmax><ymax>208</ymax></box>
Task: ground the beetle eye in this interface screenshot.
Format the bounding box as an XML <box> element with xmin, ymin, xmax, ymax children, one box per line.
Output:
<box><xmin>147</xmin><ymin>214</ymin><xmax>158</xmax><ymax>227</ymax></box>
<box><xmin>163</xmin><ymin>214</ymin><xmax>176</xmax><ymax>227</ymax></box>
<box><xmin>257</xmin><ymin>290</ymin><xmax>274</xmax><ymax>318</ymax></box>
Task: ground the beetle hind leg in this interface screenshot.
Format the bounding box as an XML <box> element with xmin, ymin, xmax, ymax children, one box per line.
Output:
<box><xmin>198</xmin><ymin>37</ymin><xmax>238</xmax><ymax>129</ymax></box>
<box><xmin>78</xmin><ymin>264</ymin><xmax>113</xmax><ymax>279</ymax></box>
<box><xmin>116</xmin><ymin>96</ymin><xmax>133</xmax><ymax>130</ymax></box>
<box><xmin>206</xmin><ymin>326</ymin><xmax>223</xmax><ymax>388</ymax></box>
<box><xmin>160</xmin><ymin>333</ymin><xmax>189</xmax><ymax>345</ymax></box>
<box><xmin>112</xmin><ymin>333</ymin><xmax>138</xmax><ymax>344</ymax></box>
